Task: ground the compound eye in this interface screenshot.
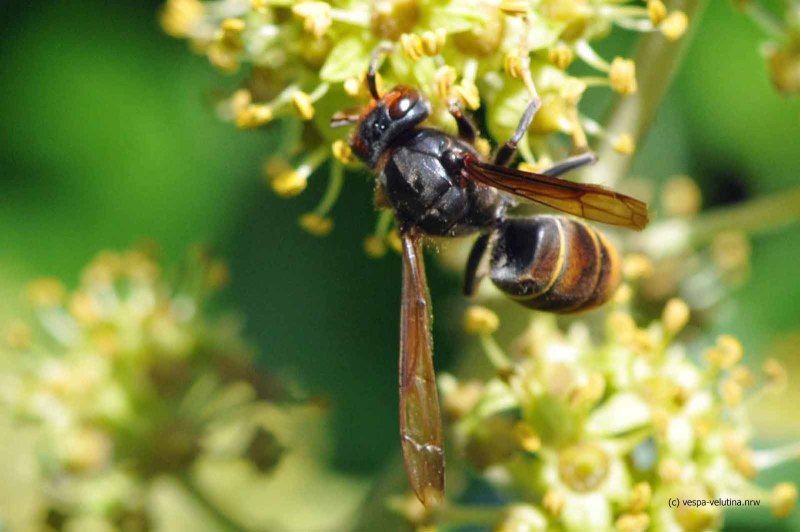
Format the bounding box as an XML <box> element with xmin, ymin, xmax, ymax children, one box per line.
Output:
<box><xmin>388</xmin><ymin>90</ymin><xmax>419</xmax><ymax>119</ymax></box>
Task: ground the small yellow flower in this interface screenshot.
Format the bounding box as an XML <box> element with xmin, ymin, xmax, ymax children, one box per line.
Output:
<box><xmin>558</xmin><ymin>443</ymin><xmax>610</xmax><ymax>492</ymax></box>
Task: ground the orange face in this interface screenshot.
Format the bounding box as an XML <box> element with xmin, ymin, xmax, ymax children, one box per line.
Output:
<box><xmin>347</xmin><ymin>85</ymin><xmax>430</xmax><ymax>168</ymax></box>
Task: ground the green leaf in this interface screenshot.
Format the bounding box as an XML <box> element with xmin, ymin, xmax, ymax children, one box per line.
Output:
<box><xmin>320</xmin><ymin>36</ymin><xmax>370</xmax><ymax>82</ymax></box>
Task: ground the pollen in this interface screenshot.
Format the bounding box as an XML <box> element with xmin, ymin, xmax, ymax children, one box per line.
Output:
<box><xmin>26</xmin><ymin>278</ymin><xmax>66</xmax><ymax>307</ymax></box>
<box><xmin>332</xmin><ymin>140</ymin><xmax>355</xmax><ymax>165</ymax></box>
<box><xmin>607</xmin><ymin>310</ymin><xmax>637</xmax><ymax>344</ymax></box>
<box><xmin>661</xmin><ymin>11</ymin><xmax>689</xmax><ymax>42</ymax></box>
<box><xmin>387</xmin><ymin>229</ymin><xmax>402</xmax><ymax>254</ymax></box>
<box><xmin>612</xmin><ymin>133</ymin><xmax>636</xmax><ymax>155</ymax></box>
<box><xmin>662</xmin><ymin>174</ymin><xmax>702</xmax><ymax>217</ymax></box>
<box><xmin>235</xmin><ymin>104</ymin><xmax>274</xmax><ymax>129</ymax></box>
<box><xmin>5</xmin><ymin>320</ymin><xmax>32</xmax><ymax>350</ymax></box>
<box><xmin>291</xmin><ymin>91</ymin><xmax>315</xmax><ymax>120</ymax></box>
<box><xmin>647</xmin><ymin>0</ymin><xmax>668</xmax><ymax>26</ymax></box>
<box><xmin>363</xmin><ymin>235</ymin><xmax>387</xmax><ymax>258</ymax></box>
<box><xmin>609</xmin><ymin>57</ymin><xmax>638</xmax><ymax>95</ymax></box>
<box><xmin>160</xmin><ymin>0</ymin><xmax>203</xmax><ymax>38</ymax></box>
<box><xmin>343</xmin><ymin>78</ymin><xmax>362</xmax><ymax>97</ymax></box>
<box><xmin>719</xmin><ymin>378</ymin><xmax>743</xmax><ymax>407</ymax></box>
<box><xmin>716</xmin><ymin>335</ymin><xmax>743</xmax><ymax>369</ymax></box>
<box><xmin>615</xmin><ymin>512</ymin><xmax>650</xmax><ymax>532</ymax></box>
<box><xmin>771</xmin><ymin>482</ymin><xmax>798</xmax><ymax>518</ymax></box>
<box><xmin>219</xmin><ymin>18</ymin><xmax>245</xmax><ymax>52</ymax></box>
<box><xmin>623</xmin><ymin>253</ymin><xmax>653</xmax><ymax>280</ymax></box>
<box><xmin>657</xmin><ymin>458</ymin><xmax>682</xmax><ymax>483</ymax></box>
<box><xmin>662</xmin><ymin>298</ymin><xmax>690</xmax><ymax>336</ymax></box>
<box><xmin>434</xmin><ymin>65</ymin><xmax>457</xmax><ymax>100</ymax></box>
<box><xmin>548</xmin><ymin>44</ymin><xmax>574</xmax><ymax>70</ymax></box>
<box><xmin>400</xmin><ymin>33</ymin><xmax>425</xmax><ymax>61</ymax></box>
<box><xmin>299</xmin><ymin>213</ymin><xmax>334</xmax><ymax>236</ymax></box>
<box><xmin>763</xmin><ymin>358</ymin><xmax>788</xmax><ymax>391</ymax></box>
<box><xmin>542</xmin><ymin>490</ymin><xmax>564</xmax><ymax>516</ymax></box>
<box><xmin>513</xmin><ymin>422</ymin><xmax>542</xmax><ymax>452</ymax></box>
<box><xmin>271</xmin><ymin>170</ymin><xmax>308</xmax><ymax>197</ymax></box>
<box><xmin>420</xmin><ymin>30</ymin><xmax>446</xmax><ymax>56</ymax></box>
<box><xmin>454</xmin><ymin>81</ymin><xmax>480</xmax><ymax>110</ymax></box>
<box><xmin>629</xmin><ymin>482</ymin><xmax>652</xmax><ymax>513</ymax></box>
<box><xmin>499</xmin><ymin>0</ymin><xmax>529</xmax><ymax>16</ymax></box>
<box><xmin>504</xmin><ymin>52</ymin><xmax>524</xmax><ymax>80</ymax></box>
<box><xmin>464</xmin><ymin>305</ymin><xmax>499</xmax><ymax>335</ymax></box>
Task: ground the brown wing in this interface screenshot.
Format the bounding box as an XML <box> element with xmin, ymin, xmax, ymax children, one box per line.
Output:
<box><xmin>463</xmin><ymin>155</ymin><xmax>649</xmax><ymax>230</ymax></box>
<box><xmin>399</xmin><ymin>233</ymin><xmax>444</xmax><ymax>507</ymax></box>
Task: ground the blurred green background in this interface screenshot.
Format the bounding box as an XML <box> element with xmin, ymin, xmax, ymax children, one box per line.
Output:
<box><xmin>1</xmin><ymin>0</ymin><xmax>799</xmax><ymax>529</ymax></box>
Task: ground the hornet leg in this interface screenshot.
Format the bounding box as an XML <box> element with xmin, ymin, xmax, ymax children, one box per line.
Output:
<box><xmin>493</xmin><ymin>97</ymin><xmax>541</xmax><ymax>167</ymax></box>
<box><xmin>447</xmin><ymin>101</ymin><xmax>477</xmax><ymax>144</ymax></box>
<box><xmin>463</xmin><ymin>233</ymin><xmax>491</xmax><ymax>297</ymax></box>
<box><xmin>542</xmin><ymin>152</ymin><xmax>598</xmax><ymax>178</ymax></box>
<box><xmin>367</xmin><ymin>43</ymin><xmax>394</xmax><ymax>100</ymax></box>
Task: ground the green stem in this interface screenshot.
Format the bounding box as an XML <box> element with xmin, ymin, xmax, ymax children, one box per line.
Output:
<box><xmin>632</xmin><ymin>187</ymin><xmax>800</xmax><ymax>259</ymax></box>
<box><xmin>314</xmin><ymin>161</ymin><xmax>345</xmax><ymax>216</ymax></box>
<box><xmin>745</xmin><ymin>1</ymin><xmax>787</xmax><ymax>39</ymax></box>
<box><xmin>176</xmin><ymin>472</ymin><xmax>248</xmax><ymax>532</ymax></box>
<box><xmin>584</xmin><ymin>0</ymin><xmax>709</xmax><ymax>187</ymax></box>
<box><xmin>687</xmin><ymin>186</ymin><xmax>800</xmax><ymax>245</ymax></box>
<box><xmin>754</xmin><ymin>441</ymin><xmax>800</xmax><ymax>470</ymax></box>
<box><xmin>480</xmin><ymin>333</ymin><xmax>512</xmax><ymax>372</ymax></box>
<box><xmin>435</xmin><ymin>502</ymin><xmax>506</xmax><ymax>527</ymax></box>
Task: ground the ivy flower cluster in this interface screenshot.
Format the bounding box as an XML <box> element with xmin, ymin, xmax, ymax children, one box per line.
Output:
<box><xmin>1</xmin><ymin>248</ymin><xmax>294</xmax><ymax>530</ymax></box>
<box><xmin>161</xmin><ymin>0</ymin><xmax>689</xmax><ymax>246</ymax></box>
<box><xmin>415</xmin><ymin>300</ymin><xmax>798</xmax><ymax>531</ymax></box>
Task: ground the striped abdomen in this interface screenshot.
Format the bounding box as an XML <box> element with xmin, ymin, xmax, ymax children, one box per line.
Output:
<box><xmin>489</xmin><ymin>216</ymin><xmax>621</xmax><ymax>313</ymax></box>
